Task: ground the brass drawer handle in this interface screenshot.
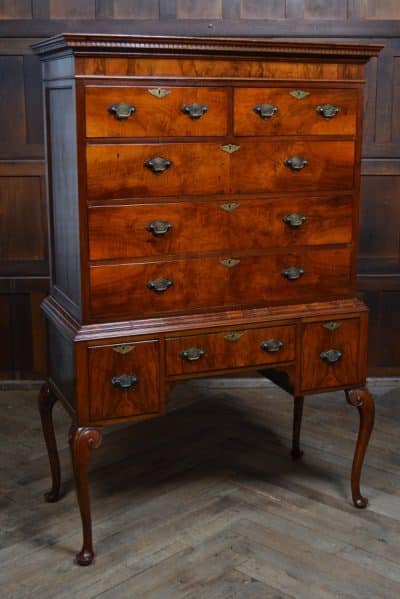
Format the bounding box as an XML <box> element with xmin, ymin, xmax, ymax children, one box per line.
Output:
<box><xmin>253</xmin><ymin>103</ymin><xmax>278</xmax><ymax>119</ymax></box>
<box><xmin>146</xmin><ymin>277</ymin><xmax>173</xmax><ymax>293</ymax></box>
<box><xmin>180</xmin><ymin>347</ymin><xmax>206</xmax><ymax>362</ymax></box>
<box><xmin>320</xmin><ymin>349</ymin><xmax>342</xmax><ymax>364</ymax></box>
<box><xmin>283</xmin><ymin>213</ymin><xmax>307</xmax><ymax>228</ymax></box>
<box><xmin>181</xmin><ymin>103</ymin><xmax>208</xmax><ymax>120</ymax></box>
<box><xmin>144</xmin><ymin>157</ymin><xmax>172</xmax><ymax>174</ymax></box>
<box><xmin>282</xmin><ymin>267</ymin><xmax>305</xmax><ymax>281</ymax></box>
<box><xmin>147</xmin><ymin>220</ymin><xmax>172</xmax><ymax>236</ymax></box>
<box><xmin>111</xmin><ymin>374</ymin><xmax>139</xmax><ymax>390</ymax></box>
<box><xmin>316</xmin><ymin>104</ymin><xmax>340</xmax><ymax>119</ymax></box>
<box><xmin>261</xmin><ymin>339</ymin><xmax>284</xmax><ymax>353</ymax></box>
<box><xmin>284</xmin><ymin>156</ymin><xmax>308</xmax><ymax>171</ymax></box>
<box><xmin>108</xmin><ymin>103</ymin><xmax>136</xmax><ymax>120</ymax></box>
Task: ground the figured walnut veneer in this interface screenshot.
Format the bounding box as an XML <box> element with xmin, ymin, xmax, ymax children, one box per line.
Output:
<box><xmin>33</xmin><ymin>34</ymin><xmax>381</xmax><ymax>565</ymax></box>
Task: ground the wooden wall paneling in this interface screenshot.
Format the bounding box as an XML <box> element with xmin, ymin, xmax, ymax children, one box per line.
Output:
<box><xmin>0</xmin><ymin>0</ymin><xmax>32</xmax><ymax>19</ymax></box>
<box><xmin>96</xmin><ymin>0</ymin><xmax>160</xmax><ymax>19</ymax></box>
<box><xmin>359</xmin><ymin>168</ymin><xmax>400</xmax><ymax>274</ymax></box>
<box><xmin>240</xmin><ymin>1</ymin><xmax>286</xmax><ymax>19</ymax></box>
<box><xmin>177</xmin><ymin>0</ymin><xmax>223</xmax><ymax>19</ymax></box>
<box><xmin>0</xmin><ymin>4</ymin><xmax>399</xmax><ymax>377</ymax></box>
<box><xmin>0</xmin><ymin>295</ymin><xmax>13</xmax><ymax>371</ymax></box>
<box><xmin>0</xmin><ymin>162</ymin><xmax>47</xmax><ymax>276</ymax></box>
<box><xmin>48</xmin><ymin>1</ymin><xmax>95</xmax><ymax>20</ymax></box>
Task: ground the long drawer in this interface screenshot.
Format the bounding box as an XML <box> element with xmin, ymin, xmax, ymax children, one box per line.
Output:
<box><xmin>86</xmin><ymin>141</ymin><xmax>355</xmax><ymax>200</ymax></box>
<box><xmin>234</xmin><ymin>87</ymin><xmax>358</xmax><ymax>136</ymax></box>
<box><xmin>85</xmin><ymin>85</ymin><xmax>229</xmax><ymax>138</ymax></box>
<box><xmin>89</xmin><ymin>247</ymin><xmax>353</xmax><ymax>319</ymax></box>
<box><xmin>166</xmin><ymin>324</ymin><xmax>296</xmax><ymax>376</ymax></box>
<box><xmin>88</xmin><ymin>194</ymin><xmax>353</xmax><ymax>260</ymax></box>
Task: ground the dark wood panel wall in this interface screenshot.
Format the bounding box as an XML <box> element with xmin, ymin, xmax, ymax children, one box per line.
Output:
<box><xmin>0</xmin><ymin>0</ymin><xmax>399</xmax><ymax>378</ymax></box>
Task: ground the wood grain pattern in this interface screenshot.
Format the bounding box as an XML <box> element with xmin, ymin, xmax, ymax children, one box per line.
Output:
<box><xmin>86</xmin><ymin>140</ymin><xmax>355</xmax><ymax>200</ymax></box>
<box><xmin>85</xmin><ymin>85</ymin><xmax>228</xmax><ymax>138</ymax></box>
<box><xmin>234</xmin><ymin>87</ymin><xmax>358</xmax><ymax>136</ymax></box>
<box><xmin>88</xmin><ymin>340</ymin><xmax>160</xmax><ymax>421</ymax></box>
<box><xmin>166</xmin><ymin>324</ymin><xmax>296</xmax><ymax>376</ymax></box>
<box><xmin>89</xmin><ymin>248</ymin><xmax>353</xmax><ymax>320</ymax></box>
<box><xmin>300</xmin><ymin>316</ymin><xmax>365</xmax><ymax>391</ymax></box>
<box><xmin>88</xmin><ymin>194</ymin><xmax>353</xmax><ymax>260</ymax></box>
<box><xmin>78</xmin><ymin>56</ymin><xmax>362</xmax><ymax>81</ymax></box>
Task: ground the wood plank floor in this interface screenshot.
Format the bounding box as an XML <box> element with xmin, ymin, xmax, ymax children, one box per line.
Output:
<box><xmin>0</xmin><ymin>381</ymin><xmax>399</xmax><ymax>598</ymax></box>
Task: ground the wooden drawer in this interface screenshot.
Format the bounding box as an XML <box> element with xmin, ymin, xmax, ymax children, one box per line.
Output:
<box><xmin>300</xmin><ymin>316</ymin><xmax>366</xmax><ymax>392</ymax></box>
<box><xmin>85</xmin><ymin>85</ymin><xmax>228</xmax><ymax>138</ymax></box>
<box><xmin>166</xmin><ymin>325</ymin><xmax>296</xmax><ymax>376</ymax></box>
<box><xmin>89</xmin><ymin>247</ymin><xmax>352</xmax><ymax>320</ymax></box>
<box><xmin>234</xmin><ymin>87</ymin><xmax>358</xmax><ymax>136</ymax></box>
<box><xmin>86</xmin><ymin>141</ymin><xmax>355</xmax><ymax>200</ymax></box>
<box><xmin>88</xmin><ymin>340</ymin><xmax>160</xmax><ymax>421</ymax></box>
<box><xmin>88</xmin><ymin>194</ymin><xmax>353</xmax><ymax>260</ymax></box>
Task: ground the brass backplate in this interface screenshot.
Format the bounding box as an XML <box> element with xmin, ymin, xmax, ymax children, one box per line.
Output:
<box><xmin>290</xmin><ymin>90</ymin><xmax>310</xmax><ymax>100</ymax></box>
<box><xmin>112</xmin><ymin>344</ymin><xmax>134</xmax><ymax>354</ymax></box>
<box><xmin>148</xmin><ymin>88</ymin><xmax>171</xmax><ymax>98</ymax></box>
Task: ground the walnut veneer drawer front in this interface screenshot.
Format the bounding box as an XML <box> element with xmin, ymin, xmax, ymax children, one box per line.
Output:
<box><xmin>166</xmin><ymin>325</ymin><xmax>296</xmax><ymax>376</ymax></box>
<box><xmin>89</xmin><ymin>248</ymin><xmax>352</xmax><ymax>319</ymax></box>
<box><xmin>234</xmin><ymin>88</ymin><xmax>357</xmax><ymax>136</ymax></box>
<box><xmin>300</xmin><ymin>318</ymin><xmax>365</xmax><ymax>392</ymax></box>
<box><xmin>85</xmin><ymin>86</ymin><xmax>228</xmax><ymax>138</ymax></box>
<box><xmin>88</xmin><ymin>194</ymin><xmax>353</xmax><ymax>260</ymax></box>
<box><xmin>86</xmin><ymin>141</ymin><xmax>355</xmax><ymax>199</ymax></box>
<box><xmin>88</xmin><ymin>340</ymin><xmax>160</xmax><ymax>421</ymax></box>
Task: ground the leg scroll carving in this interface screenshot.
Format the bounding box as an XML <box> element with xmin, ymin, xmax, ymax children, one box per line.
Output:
<box><xmin>291</xmin><ymin>396</ymin><xmax>304</xmax><ymax>460</ymax></box>
<box><xmin>345</xmin><ymin>387</ymin><xmax>375</xmax><ymax>509</ymax></box>
<box><xmin>69</xmin><ymin>425</ymin><xmax>103</xmax><ymax>566</ymax></box>
<box><xmin>38</xmin><ymin>383</ymin><xmax>61</xmax><ymax>502</ymax></box>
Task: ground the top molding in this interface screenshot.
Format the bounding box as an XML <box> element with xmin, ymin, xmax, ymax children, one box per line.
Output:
<box><xmin>32</xmin><ymin>33</ymin><xmax>383</xmax><ymax>62</ymax></box>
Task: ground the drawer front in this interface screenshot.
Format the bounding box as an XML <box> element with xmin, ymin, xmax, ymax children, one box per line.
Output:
<box><xmin>300</xmin><ymin>318</ymin><xmax>364</xmax><ymax>392</ymax></box>
<box><xmin>234</xmin><ymin>88</ymin><xmax>358</xmax><ymax>136</ymax></box>
<box><xmin>166</xmin><ymin>325</ymin><xmax>296</xmax><ymax>376</ymax></box>
<box><xmin>88</xmin><ymin>194</ymin><xmax>353</xmax><ymax>260</ymax></box>
<box><xmin>89</xmin><ymin>247</ymin><xmax>352</xmax><ymax>320</ymax></box>
<box><xmin>86</xmin><ymin>141</ymin><xmax>355</xmax><ymax>200</ymax></box>
<box><xmin>88</xmin><ymin>340</ymin><xmax>160</xmax><ymax>421</ymax></box>
<box><xmin>85</xmin><ymin>85</ymin><xmax>228</xmax><ymax>138</ymax></box>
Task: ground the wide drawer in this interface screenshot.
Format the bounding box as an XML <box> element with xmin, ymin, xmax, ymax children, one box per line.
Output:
<box><xmin>86</xmin><ymin>141</ymin><xmax>355</xmax><ymax>200</ymax></box>
<box><xmin>88</xmin><ymin>339</ymin><xmax>160</xmax><ymax>421</ymax></box>
<box><xmin>234</xmin><ymin>87</ymin><xmax>358</xmax><ymax>136</ymax></box>
<box><xmin>89</xmin><ymin>247</ymin><xmax>353</xmax><ymax>320</ymax></box>
<box><xmin>300</xmin><ymin>316</ymin><xmax>366</xmax><ymax>392</ymax></box>
<box><xmin>85</xmin><ymin>85</ymin><xmax>228</xmax><ymax>138</ymax></box>
<box><xmin>88</xmin><ymin>194</ymin><xmax>353</xmax><ymax>260</ymax></box>
<box><xmin>166</xmin><ymin>325</ymin><xmax>296</xmax><ymax>376</ymax></box>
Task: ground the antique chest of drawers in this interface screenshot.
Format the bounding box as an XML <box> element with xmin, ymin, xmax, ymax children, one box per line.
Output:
<box><xmin>33</xmin><ymin>34</ymin><xmax>381</xmax><ymax>565</ymax></box>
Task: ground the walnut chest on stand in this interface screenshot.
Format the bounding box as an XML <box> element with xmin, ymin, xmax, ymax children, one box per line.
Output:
<box><xmin>32</xmin><ymin>34</ymin><xmax>382</xmax><ymax>565</ymax></box>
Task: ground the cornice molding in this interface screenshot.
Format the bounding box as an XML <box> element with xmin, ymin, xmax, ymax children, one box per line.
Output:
<box><xmin>32</xmin><ymin>33</ymin><xmax>383</xmax><ymax>61</ymax></box>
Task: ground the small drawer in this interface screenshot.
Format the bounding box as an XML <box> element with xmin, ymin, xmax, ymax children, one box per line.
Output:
<box><xmin>89</xmin><ymin>247</ymin><xmax>353</xmax><ymax>320</ymax></box>
<box><xmin>166</xmin><ymin>325</ymin><xmax>296</xmax><ymax>376</ymax></box>
<box><xmin>86</xmin><ymin>140</ymin><xmax>355</xmax><ymax>200</ymax></box>
<box><xmin>88</xmin><ymin>194</ymin><xmax>353</xmax><ymax>261</ymax></box>
<box><xmin>85</xmin><ymin>85</ymin><xmax>228</xmax><ymax>138</ymax></box>
<box><xmin>234</xmin><ymin>87</ymin><xmax>357</xmax><ymax>136</ymax></box>
<box><xmin>88</xmin><ymin>340</ymin><xmax>160</xmax><ymax>421</ymax></box>
<box><xmin>300</xmin><ymin>317</ymin><xmax>366</xmax><ymax>392</ymax></box>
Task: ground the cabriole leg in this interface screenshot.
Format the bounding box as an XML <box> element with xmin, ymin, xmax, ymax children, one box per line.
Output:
<box><xmin>345</xmin><ymin>387</ymin><xmax>375</xmax><ymax>509</ymax></box>
<box><xmin>38</xmin><ymin>382</ymin><xmax>61</xmax><ymax>502</ymax></box>
<box><xmin>291</xmin><ymin>395</ymin><xmax>304</xmax><ymax>460</ymax></box>
<box><xmin>69</xmin><ymin>425</ymin><xmax>103</xmax><ymax>566</ymax></box>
